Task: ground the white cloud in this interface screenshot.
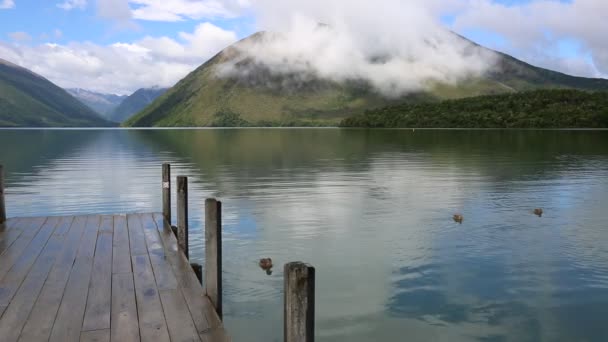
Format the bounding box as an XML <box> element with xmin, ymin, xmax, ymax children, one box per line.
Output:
<box><xmin>130</xmin><ymin>0</ymin><xmax>244</xmax><ymax>22</ymax></box>
<box><xmin>8</xmin><ymin>31</ymin><xmax>31</xmax><ymax>42</ymax></box>
<box><xmin>452</xmin><ymin>0</ymin><xmax>608</xmax><ymax>78</ymax></box>
<box><xmin>97</xmin><ymin>0</ymin><xmax>133</xmax><ymax>23</ymax></box>
<box><xmin>0</xmin><ymin>0</ymin><xmax>14</xmax><ymax>9</ymax></box>
<box><xmin>217</xmin><ymin>0</ymin><xmax>497</xmax><ymax>97</ymax></box>
<box><xmin>0</xmin><ymin>23</ymin><xmax>237</xmax><ymax>94</ymax></box>
<box><xmin>57</xmin><ymin>0</ymin><xmax>87</xmax><ymax>10</ymax></box>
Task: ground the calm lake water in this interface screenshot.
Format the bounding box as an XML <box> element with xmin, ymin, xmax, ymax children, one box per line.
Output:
<box><xmin>1</xmin><ymin>128</ymin><xmax>607</xmax><ymax>341</ymax></box>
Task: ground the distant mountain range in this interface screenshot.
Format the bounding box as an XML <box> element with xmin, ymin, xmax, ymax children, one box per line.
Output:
<box><xmin>66</xmin><ymin>89</ymin><xmax>127</xmax><ymax>120</ymax></box>
<box><xmin>125</xmin><ymin>31</ymin><xmax>608</xmax><ymax>127</ymax></box>
<box><xmin>0</xmin><ymin>58</ymin><xmax>111</xmax><ymax>127</ymax></box>
<box><xmin>67</xmin><ymin>87</ymin><xmax>167</xmax><ymax>124</ymax></box>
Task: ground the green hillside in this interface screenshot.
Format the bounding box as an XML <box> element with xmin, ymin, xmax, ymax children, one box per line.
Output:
<box><xmin>0</xmin><ymin>58</ymin><xmax>111</xmax><ymax>127</ymax></box>
<box><xmin>341</xmin><ymin>89</ymin><xmax>608</xmax><ymax>128</ymax></box>
<box><xmin>125</xmin><ymin>32</ymin><xmax>608</xmax><ymax>127</ymax></box>
<box><xmin>110</xmin><ymin>87</ymin><xmax>167</xmax><ymax>123</ymax></box>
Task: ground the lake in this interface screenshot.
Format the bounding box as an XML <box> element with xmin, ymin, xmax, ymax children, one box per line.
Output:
<box><xmin>1</xmin><ymin>128</ymin><xmax>607</xmax><ymax>341</ymax></box>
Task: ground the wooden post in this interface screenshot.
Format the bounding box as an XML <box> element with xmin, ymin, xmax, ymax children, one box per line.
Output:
<box><xmin>162</xmin><ymin>163</ymin><xmax>171</xmax><ymax>224</ymax></box>
<box><xmin>205</xmin><ymin>198</ymin><xmax>222</xmax><ymax>318</ymax></box>
<box><xmin>176</xmin><ymin>176</ymin><xmax>188</xmax><ymax>260</ymax></box>
<box><xmin>284</xmin><ymin>262</ymin><xmax>315</xmax><ymax>342</ymax></box>
<box><xmin>191</xmin><ymin>263</ymin><xmax>202</xmax><ymax>285</ymax></box>
<box><xmin>0</xmin><ymin>165</ymin><xmax>5</xmax><ymax>224</ymax></box>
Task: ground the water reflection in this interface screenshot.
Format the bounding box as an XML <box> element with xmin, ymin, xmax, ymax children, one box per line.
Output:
<box><xmin>0</xmin><ymin>129</ymin><xmax>607</xmax><ymax>341</ymax></box>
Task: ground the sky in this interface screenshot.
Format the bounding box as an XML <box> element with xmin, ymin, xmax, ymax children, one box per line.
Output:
<box><xmin>0</xmin><ymin>0</ymin><xmax>606</xmax><ymax>95</ymax></box>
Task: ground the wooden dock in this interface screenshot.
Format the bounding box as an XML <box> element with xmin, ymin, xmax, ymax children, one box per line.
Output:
<box><xmin>0</xmin><ymin>163</ymin><xmax>316</xmax><ymax>342</ymax></box>
<box><xmin>0</xmin><ymin>214</ymin><xmax>228</xmax><ymax>342</ymax></box>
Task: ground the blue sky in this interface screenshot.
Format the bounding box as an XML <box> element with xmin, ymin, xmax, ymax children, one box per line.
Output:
<box><xmin>0</xmin><ymin>0</ymin><xmax>605</xmax><ymax>94</ymax></box>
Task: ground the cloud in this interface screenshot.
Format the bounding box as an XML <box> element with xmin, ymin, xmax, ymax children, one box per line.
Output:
<box><xmin>0</xmin><ymin>23</ymin><xmax>237</xmax><ymax>94</ymax></box>
<box><xmin>54</xmin><ymin>29</ymin><xmax>63</xmax><ymax>39</ymax></box>
<box><xmin>130</xmin><ymin>0</ymin><xmax>246</xmax><ymax>22</ymax></box>
<box><xmin>8</xmin><ymin>31</ymin><xmax>32</xmax><ymax>42</ymax></box>
<box><xmin>57</xmin><ymin>0</ymin><xmax>87</xmax><ymax>10</ymax></box>
<box><xmin>216</xmin><ymin>0</ymin><xmax>497</xmax><ymax>97</ymax></box>
<box><xmin>0</xmin><ymin>0</ymin><xmax>14</xmax><ymax>9</ymax></box>
<box><xmin>97</xmin><ymin>0</ymin><xmax>133</xmax><ymax>23</ymax></box>
<box><xmin>452</xmin><ymin>0</ymin><xmax>608</xmax><ymax>78</ymax></box>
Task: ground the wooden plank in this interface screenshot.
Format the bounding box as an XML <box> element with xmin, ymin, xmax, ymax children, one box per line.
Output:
<box><xmin>177</xmin><ymin>176</ymin><xmax>189</xmax><ymax>259</ymax></box>
<box><xmin>48</xmin><ymin>216</ymin><xmax>101</xmax><ymax>342</ymax></box>
<box><xmin>140</xmin><ymin>214</ymin><xmax>177</xmax><ymax>291</ymax></box>
<box><xmin>132</xmin><ymin>254</ymin><xmax>170</xmax><ymax>342</ymax></box>
<box><xmin>0</xmin><ymin>164</ymin><xmax>5</xmax><ymax>224</ymax></box>
<box><xmin>0</xmin><ymin>220</ymin><xmax>67</xmax><ymax>342</ymax></box>
<box><xmin>0</xmin><ymin>218</ymin><xmax>24</xmax><ymax>256</ymax></box>
<box><xmin>110</xmin><ymin>273</ymin><xmax>140</xmax><ymax>342</ymax></box>
<box><xmin>81</xmin><ymin>230</ymin><xmax>113</xmax><ymax>331</ymax></box>
<box><xmin>18</xmin><ymin>216</ymin><xmax>84</xmax><ymax>342</ymax></box>
<box><xmin>162</xmin><ymin>163</ymin><xmax>171</xmax><ymax>224</ymax></box>
<box><xmin>53</xmin><ymin>216</ymin><xmax>74</xmax><ymax>237</ymax></box>
<box><xmin>0</xmin><ymin>217</ymin><xmax>46</xmax><ymax>280</ymax></box>
<box><xmin>80</xmin><ymin>329</ymin><xmax>110</xmax><ymax>342</ymax></box>
<box><xmin>127</xmin><ymin>214</ymin><xmax>147</xmax><ymax>256</ymax></box>
<box><xmin>0</xmin><ymin>217</ymin><xmax>61</xmax><ymax>307</ymax></box>
<box><xmin>112</xmin><ymin>215</ymin><xmax>131</xmax><ymax>274</ymax></box>
<box><xmin>200</xmin><ymin>328</ymin><xmax>231</xmax><ymax>342</ymax></box>
<box><xmin>153</xmin><ymin>213</ymin><xmax>218</xmax><ymax>334</ymax></box>
<box><xmin>160</xmin><ymin>289</ymin><xmax>201</xmax><ymax>342</ymax></box>
<box><xmin>99</xmin><ymin>216</ymin><xmax>113</xmax><ymax>234</ymax></box>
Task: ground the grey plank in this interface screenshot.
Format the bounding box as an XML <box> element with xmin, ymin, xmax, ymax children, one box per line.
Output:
<box><xmin>150</xmin><ymin>257</ymin><xmax>178</xmax><ymax>291</ymax></box>
<box><xmin>139</xmin><ymin>213</ymin><xmax>165</xmax><ymax>262</ymax></box>
<box><xmin>99</xmin><ymin>216</ymin><xmax>113</xmax><ymax>234</ymax></box>
<box><xmin>112</xmin><ymin>216</ymin><xmax>131</xmax><ymax>274</ymax></box>
<box><xmin>53</xmin><ymin>216</ymin><xmax>74</xmax><ymax>237</ymax></box>
<box><xmin>160</xmin><ymin>289</ymin><xmax>201</xmax><ymax>342</ymax></box>
<box><xmin>82</xmin><ymin>230</ymin><xmax>113</xmax><ymax>331</ymax></box>
<box><xmin>0</xmin><ymin>216</ymin><xmax>61</xmax><ymax>307</ymax></box>
<box><xmin>49</xmin><ymin>216</ymin><xmax>101</xmax><ymax>342</ymax></box>
<box><xmin>200</xmin><ymin>328</ymin><xmax>231</xmax><ymax>342</ymax></box>
<box><xmin>127</xmin><ymin>214</ymin><xmax>147</xmax><ymax>256</ymax></box>
<box><xmin>132</xmin><ymin>254</ymin><xmax>170</xmax><ymax>342</ymax></box>
<box><xmin>18</xmin><ymin>216</ymin><xmax>85</xmax><ymax>342</ymax></box>
<box><xmin>80</xmin><ymin>329</ymin><xmax>110</xmax><ymax>342</ymax></box>
<box><xmin>0</xmin><ymin>217</ymin><xmax>47</xmax><ymax>280</ymax></box>
<box><xmin>0</xmin><ymin>219</ymin><xmax>67</xmax><ymax>342</ymax></box>
<box><xmin>0</xmin><ymin>218</ymin><xmax>24</xmax><ymax>256</ymax></box>
<box><xmin>153</xmin><ymin>213</ymin><xmax>218</xmax><ymax>334</ymax></box>
<box><xmin>111</xmin><ymin>273</ymin><xmax>139</xmax><ymax>342</ymax></box>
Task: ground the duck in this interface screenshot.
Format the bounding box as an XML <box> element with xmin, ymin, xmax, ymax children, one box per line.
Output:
<box><xmin>453</xmin><ymin>214</ymin><xmax>464</xmax><ymax>224</ymax></box>
<box><xmin>259</xmin><ymin>258</ymin><xmax>273</xmax><ymax>270</ymax></box>
<box><xmin>534</xmin><ymin>208</ymin><xmax>543</xmax><ymax>217</ymax></box>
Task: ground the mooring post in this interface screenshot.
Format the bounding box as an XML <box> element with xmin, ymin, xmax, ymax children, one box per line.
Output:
<box><xmin>0</xmin><ymin>165</ymin><xmax>5</xmax><ymax>224</ymax></box>
<box><xmin>284</xmin><ymin>262</ymin><xmax>315</xmax><ymax>342</ymax></box>
<box><xmin>162</xmin><ymin>163</ymin><xmax>171</xmax><ymax>224</ymax></box>
<box><xmin>205</xmin><ymin>198</ymin><xmax>222</xmax><ymax>318</ymax></box>
<box><xmin>177</xmin><ymin>176</ymin><xmax>188</xmax><ymax>259</ymax></box>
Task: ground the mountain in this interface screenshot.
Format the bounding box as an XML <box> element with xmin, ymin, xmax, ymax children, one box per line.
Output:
<box><xmin>66</xmin><ymin>88</ymin><xmax>127</xmax><ymax>119</ymax></box>
<box><xmin>124</xmin><ymin>31</ymin><xmax>608</xmax><ymax>127</ymax></box>
<box><xmin>110</xmin><ymin>87</ymin><xmax>167</xmax><ymax>123</ymax></box>
<box><xmin>0</xmin><ymin>58</ymin><xmax>112</xmax><ymax>127</ymax></box>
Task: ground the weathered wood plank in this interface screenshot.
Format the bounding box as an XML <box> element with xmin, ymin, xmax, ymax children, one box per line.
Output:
<box><xmin>48</xmin><ymin>216</ymin><xmax>101</xmax><ymax>342</ymax></box>
<box><xmin>80</xmin><ymin>329</ymin><xmax>110</xmax><ymax>342</ymax></box>
<box><xmin>99</xmin><ymin>215</ymin><xmax>113</xmax><ymax>234</ymax></box>
<box><xmin>0</xmin><ymin>164</ymin><xmax>5</xmax><ymax>224</ymax></box>
<box><xmin>127</xmin><ymin>214</ymin><xmax>147</xmax><ymax>256</ymax></box>
<box><xmin>176</xmin><ymin>176</ymin><xmax>189</xmax><ymax>259</ymax></box>
<box><xmin>52</xmin><ymin>216</ymin><xmax>74</xmax><ymax>237</ymax></box>
<box><xmin>140</xmin><ymin>214</ymin><xmax>177</xmax><ymax>291</ymax></box>
<box><xmin>0</xmin><ymin>219</ymin><xmax>67</xmax><ymax>342</ymax></box>
<box><xmin>110</xmin><ymin>273</ymin><xmax>140</xmax><ymax>342</ymax></box>
<box><xmin>112</xmin><ymin>215</ymin><xmax>131</xmax><ymax>274</ymax></box>
<box><xmin>18</xmin><ymin>216</ymin><xmax>84</xmax><ymax>342</ymax></box>
<box><xmin>0</xmin><ymin>217</ymin><xmax>61</xmax><ymax>307</ymax></box>
<box><xmin>0</xmin><ymin>217</ymin><xmax>46</xmax><ymax>280</ymax></box>
<box><xmin>153</xmin><ymin>213</ymin><xmax>218</xmax><ymax>334</ymax></box>
<box><xmin>160</xmin><ymin>289</ymin><xmax>201</xmax><ymax>342</ymax></box>
<box><xmin>82</xmin><ymin>230</ymin><xmax>113</xmax><ymax>331</ymax></box>
<box><xmin>0</xmin><ymin>218</ymin><xmax>24</xmax><ymax>256</ymax></box>
<box><xmin>132</xmin><ymin>254</ymin><xmax>171</xmax><ymax>342</ymax></box>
